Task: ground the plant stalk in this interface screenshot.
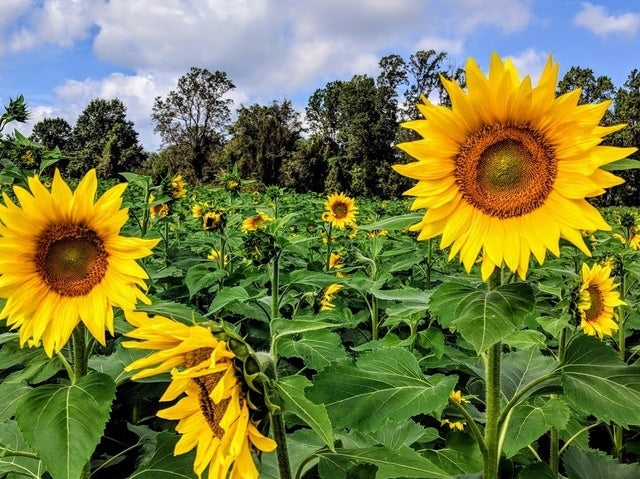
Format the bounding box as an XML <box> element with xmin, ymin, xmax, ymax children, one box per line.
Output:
<box><xmin>271</xmin><ymin>252</ymin><xmax>280</xmax><ymax>322</ymax></box>
<box><xmin>324</xmin><ymin>223</ymin><xmax>333</xmax><ymax>271</ymax></box>
<box><xmin>483</xmin><ymin>268</ymin><xmax>502</xmax><ymax>479</ymax></box>
<box><xmin>614</xmin><ymin>270</ymin><xmax>628</xmax><ymax>460</ymax></box>
<box><xmin>272</xmin><ymin>412</ymin><xmax>292</xmax><ymax>479</ymax></box>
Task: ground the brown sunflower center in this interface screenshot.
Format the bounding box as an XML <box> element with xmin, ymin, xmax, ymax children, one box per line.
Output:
<box><xmin>332</xmin><ymin>202</ymin><xmax>348</xmax><ymax>219</ymax></box>
<box><xmin>456</xmin><ymin>124</ymin><xmax>557</xmax><ymax>218</ymax></box>
<box><xmin>584</xmin><ymin>286</ymin><xmax>604</xmax><ymax>322</ymax></box>
<box><xmin>185</xmin><ymin>348</ymin><xmax>231</xmax><ymax>439</ymax></box>
<box><xmin>36</xmin><ymin>224</ymin><xmax>108</xmax><ymax>297</ymax></box>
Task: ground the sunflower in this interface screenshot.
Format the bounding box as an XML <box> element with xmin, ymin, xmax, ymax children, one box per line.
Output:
<box><xmin>149</xmin><ymin>194</ymin><xmax>169</xmax><ymax>219</ymax></box>
<box><xmin>171</xmin><ymin>174</ymin><xmax>187</xmax><ymax>199</ymax></box>
<box><xmin>320</xmin><ymin>283</ymin><xmax>342</xmax><ymax>311</ymax></box>
<box><xmin>123</xmin><ymin>312</ymin><xmax>277</xmax><ymax>479</ymax></box>
<box><xmin>192</xmin><ymin>204</ymin><xmax>203</xmax><ymax>218</ymax></box>
<box><xmin>0</xmin><ymin>170</ymin><xmax>158</xmax><ymax>357</ymax></box>
<box><xmin>394</xmin><ymin>53</ymin><xmax>636</xmax><ymax>280</ymax></box>
<box><xmin>203</xmin><ymin>211</ymin><xmax>226</xmax><ymax>232</ymax></box>
<box><xmin>324</xmin><ymin>193</ymin><xmax>358</xmax><ymax>229</ymax></box>
<box><xmin>577</xmin><ymin>263</ymin><xmax>625</xmax><ymax>338</ymax></box>
<box><xmin>441</xmin><ymin>419</ymin><xmax>465</xmax><ymax>431</ymax></box>
<box><xmin>449</xmin><ymin>390</ymin><xmax>469</xmax><ymax>404</ymax></box>
<box><xmin>242</xmin><ymin>212</ymin><xmax>272</xmax><ymax>232</ymax></box>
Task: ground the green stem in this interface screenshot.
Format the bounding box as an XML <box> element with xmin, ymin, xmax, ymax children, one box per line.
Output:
<box><xmin>483</xmin><ymin>268</ymin><xmax>502</xmax><ymax>479</ymax></box>
<box><xmin>614</xmin><ymin>270</ymin><xmax>628</xmax><ymax>460</ymax></box>
<box><xmin>325</xmin><ymin>223</ymin><xmax>333</xmax><ymax>271</ymax></box>
<box><xmin>272</xmin><ymin>412</ymin><xmax>292</xmax><ymax>479</ymax></box>
<box><xmin>484</xmin><ymin>341</ymin><xmax>502</xmax><ymax>479</ymax></box>
<box><xmin>426</xmin><ymin>239</ymin><xmax>432</xmax><ymax>290</ymax></box>
<box><xmin>450</xmin><ymin>400</ymin><xmax>487</xmax><ymax>457</ymax></box>
<box><xmin>496</xmin><ymin>372</ymin><xmax>558</xmax><ymax>427</ymax></box>
<box><xmin>72</xmin><ymin>325</ymin><xmax>88</xmax><ymax>382</ymax></box>
<box><xmin>559</xmin><ymin>421</ymin><xmax>601</xmax><ymax>456</ymax></box>
<box><xmin>0</xmin><ymin>446</ymin><xmax>39</xmax><ymax>459</ymax></box>
<box><xmin>271</xmin><ymin>252</ymin><xmax>280</xmax><ymax>323</ymax></box>
<box><xmin>371</xmin><ymin>295</ymin><xmax>379</xmax><ymax>341</ymax></box>
<box><xmin>550</xmin><ymin>327</ymin><xmax>567</xmax><ymax>477</ymax></box>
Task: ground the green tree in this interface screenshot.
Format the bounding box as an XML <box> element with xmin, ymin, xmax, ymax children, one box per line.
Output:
<box><xmin>69</xmin><ymin>98</ymin><xmax>146</xmax><ymax>178</ymax></box>
<box><xmin>224</xmin><ymin>100</ymin><xmax>302</xmax><ymax>185</ymax></box>
<box><xmin>30</xmin><ymin>117</ymin><xmax>72</xmax><ymax>151</ymax></box>
<box><xmin>280</xmin><ymin>136</ymin><xmax>331</xmax><ymax>193</ymax></box>
<box><xmin>152</xmin><ymin>67</ymin><xmax>235</xmax><ymax>180</ymax></box>
<box><xmin>403</xmin><ymin>49</ymin><xmax>449</xmax><ymax>119</ymax></box>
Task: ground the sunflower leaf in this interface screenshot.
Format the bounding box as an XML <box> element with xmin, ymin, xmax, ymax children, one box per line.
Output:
<box><xmin>429</xmin><ymin>282</ymin><xmax>535</xmax><ymax>353</ymax></box>
<box><xmin>560</xmin><ymin>334</ymin><xmax>640</xmax><ymax>427</ymax></box>
<box><xmin>15</xmin><ymin>373</ymin><xmax>116</xmax><ymax>479</ymax></box>
<box><xmin>563</xmin><ymin>447</ymin><xmax>640</xmax><ymax>479</ymax></box>
<box><xmin>0</xmin><ymin>420</ymin><xmax>44</xmax><ymax>478</ymax></box>
<box><xmin>184</xmin><ymin>263</ymin><xmax>227</xmax><ymax>297</ymax></box>
<box><xmin>277</xmin><ymin>328</ymin><xmax>347</xmax><ymax>370</ymax></box>
<box><xmin>128</xmin><ymin>432</ymin><xmax>197</xmax><ymax>478</ymax></box>
<box><xmin>316</xmin><ymin>446</ymin><xmax>454</xmax><ymax>479</ymax></box>
<box><xmin>276</xmin><ymin>375</ymin><xmax>334</xmax><ymax>451</ymax></box>
<box><xmin>308</xmin><ymin>347</ymin><xmax>457</xmax><ymax>433</ymax></box>
<box><xmin>503</xmin><ymin>397</ymin><xmax>570</xmax><ymax>458</ymax></box>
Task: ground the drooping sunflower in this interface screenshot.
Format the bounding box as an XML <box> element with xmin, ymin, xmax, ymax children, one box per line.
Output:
<box><xmin>394</xmin><ymin>53</ymin><xmax>637</xmax><ymax>280</ymax></box>
<box><xmin>577</xmin><ymin>263</ymin><xmax>625</xmax><ymax>338</ymax></box>
<box><xmin>171</xmin><ymin>174</ymin><xmax>187</xmax><ymax>199</ymax></box>
<box><xmin>320</xmin><ymin>283</ymin><xmax>342</xmax><ymax>311</ymax></box>
<box><xmin>324</xmin><ymin>193</ymin><xmax>358</xmax><ymax>229</ymax></box>
<box><xmin>203</xmin><ymin>211</ymin><xmax>226</xmax><ymax>232</ymax></box>
<box><xmin>124</xmin><ymin>312</ymin><xmax>277</xmax><ymax>479</ymax></box>
<box><xmin>0</xmin><ymin>170</ymin><xmax>158</xmax><ymax>357</ymax></box>
<box><xmin>242</xmin><ymin>212</ymin><xmax>272</xmax><ymax>232</ymax></box>
<box><xmin>149</xmin><ymin>194</ymin><xmax>169</xmax><ymax>219</ymax></box>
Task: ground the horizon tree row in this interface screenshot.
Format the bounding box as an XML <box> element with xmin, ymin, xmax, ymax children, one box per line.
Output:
<box><xmin>15</xmin><ymin>50</ymin><xmax>640</xmax><ymax>203</ymax></box>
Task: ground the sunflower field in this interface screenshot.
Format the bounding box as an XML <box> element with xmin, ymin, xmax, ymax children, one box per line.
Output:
<box><xmin>1</xmin><ymin>54</ymin><xmax>640</xmax><ymax>479</ymax></box>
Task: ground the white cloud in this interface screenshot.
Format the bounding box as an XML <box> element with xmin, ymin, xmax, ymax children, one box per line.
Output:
<box><xmin>415</xmin><ymin>36</ymin><xmax>465</xmax><ymax>55</ymax></box>
<box><xmin>574</xmin><ymin>2</ymin><xmax>640</xmax><ymax>37</ymax></box>
<box><xmin>506</xmin><ymin>48</ymin><xmax>550</xmax><ymax>84</ymax></box>
<box><xmin>443</xmin><ymin>0</ymin><xmax>531</xmax><ymax>34</ymax></box>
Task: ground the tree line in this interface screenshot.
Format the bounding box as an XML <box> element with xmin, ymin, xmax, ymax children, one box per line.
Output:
<box><xmin>22</xmin><ymin>50</ymin><xmax>640</xmax><ymax>204</ymax></box>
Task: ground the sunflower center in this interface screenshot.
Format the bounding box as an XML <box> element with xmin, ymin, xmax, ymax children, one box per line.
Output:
<box><xmin>36</xmin><ymin>224</ymin><xmax>108</xmax><ymax>297</ymax></box>
<box><xmin>456</xmin><ymin>125</ymin><xmax>557</xmax><ymax>218</ymax></box>
<box><xmin>584</xmin><ymin>286</ymin><xmax>604</xmax><ymax>322</ymax></box>
<box><xmin>333</xmin><ymin>203</ymin><xmax>348</xmax><ymax>219</ymax></box>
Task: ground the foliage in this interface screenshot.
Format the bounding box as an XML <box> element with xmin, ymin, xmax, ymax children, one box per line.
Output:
<box><xmin>152</xmin><ymin>67</ymin><xmax>235</xmax><ymax>180</ymax></box>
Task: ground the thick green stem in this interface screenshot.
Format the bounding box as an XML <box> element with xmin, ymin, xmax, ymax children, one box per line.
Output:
<box><xmin>72</xmin><ymin>325</ymin><xmax>88</xmax><ymax>382</ymax></box>
<box><xmin>272</xmin><ymin>412</ymin><xmax>292</xmax><ymax>479</ymax></box>
<box><xmin>614</xmin><ymin>271</ymin><xmax>627</xmax><ymax>460</ymax></box>
<box><xmin>484</xmin><ymin>341</ymin><xmax>502</xmax><ymax>479</ymax></box>
<box><xmin>550</xmin><ymin>327</ymin><xmax>567</xmax><ymax>477</ymax></box>
<box><xmin>483</xmin><ymin>268</ymin><xmax>502</xmax><ymax>479</ymax></box>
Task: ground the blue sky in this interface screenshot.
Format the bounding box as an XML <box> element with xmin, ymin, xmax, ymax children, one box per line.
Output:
<box><xmin>1</xmin><ymin>0</ymin><xmax>639</xmax><ymax>151</ymax></box>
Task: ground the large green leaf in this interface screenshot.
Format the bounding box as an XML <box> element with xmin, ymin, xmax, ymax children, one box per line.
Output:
<box><xmin>424</xmin><ymin>433</ymin><xmax>482</xmax><ymax>476</ymax></box>
<box><xmin>501</xmin><ymin>348</ymin><xmax>558</xmax><ymax>400</ymax></box>
<box><xmin>370</xmin><ymin>288</ymin><xmax>430</xmax><ymax>303</ymax></box>
<box><xmin>317</xmin><ymin>446</ymin><xmax>453</xmax><ymax>479</ymax></box>
<box><xmin>308</xmin><ymin>347</ymin><xmax>457</xmax><ymax>432</ymax></box>
<box><xmin>429</xmin><ymin>282</ymin><xmax>534</xmax><ymax>353</ymax></box>
<box><xmin>287</xmin><ymin>270</ymin><xmax>345</xmax><ymax>288</ymax></box>
<box><xmin>563</xmin><ymin>447</ymin><xmax>640</xmax><ymax>479</ymax></box>
<box><xmin>88</xmin><ymin>341</ymin><xmax>150</xmax><ymax>386</ymax></box>
<box><xmin>0</xmin><ymin>382</ymin><xmax>31</xmax><ymax>421</ymax></box>
<box><xmin>277</xmin><ymin>375</ymin><xmax>334</xmax><ymax>450</ymax></box>
<box><xmin>0</xmin><ymin>420</ymin><xmax>44</xmax><ymax>478</ymax></box>
<box><xmin>137</xmin><ymin>298</ymin><xmax>207</xmax><ymax>324</ymax></box>
<box><xmin>184</xmin><ymin>263</ymin><xmax>227</xmax><ymax>297</ymax></box>
<box><xmin>560</xmin><ymin>334</ymin><xmax>640</xmax><ymax>426</ymax></box>
<box><xmin>277</xmin><ymin>329</ymin><xmax>347</xmax><ymax>370</ymax></box>
<box><xmin>358</xmin><ymin>213</ymin><xmax>423</xmax><ymax>231</ymax></box>
<box><xmin>129</xmin><ymin>432</ymin><xmax>197</xmax><ymax>478</ymax></box>
<box><xmin>502</xmin><ymin>397</ymin><xmax>570</xmax><ymax>458</ymax></box>
<box><xmin>15</xmin><ymin>373</ymin><xmax>116</xmax><ymax>479</ymax></box>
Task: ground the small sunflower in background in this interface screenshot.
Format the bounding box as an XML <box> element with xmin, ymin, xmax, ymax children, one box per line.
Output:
<box><xmin>324</xmin><ymin>193</ymin><xmax>358</xmax><ymax>229</ymax></box>
<box><xmin>202</xmin><ymin>210</ymin><xmax>226</xmax><ymax>232</ymax></box>
<box><xmin>149</xmin><ymin>194</ymin><xmax>169</xmax><ymax>219</ymax></box>
<box><xmin>124</xmin><ymin>312</ymin><xmax>277</xmax><ymax>479</ymax></box>
<box><xmin>192</xmin><ymin>203</ymin><xmax>203</xmax><ymax>218</ymax></box>
<box><xmin>0</xmin><ymin>170</ymin><xmax>158</xmax><ymax>356</ymax></box>
<box><xmin>394</xmin><ymin>53</ymin><xmax>636</xmax><ymax>280</ymax></box>
<box><xmin>242</xmin><ymin>212</ymin><xmax>272</xmax><ymax>232</ymax></box>
<box><xmin>441</xmin><ymin>419</ymin><xmax>466</xmax><ymax>431</ymax></box>
<box><xmin>171</xmin><ymin>174</ymin><xmax>187</xmax><ymax>199</ymax></box>
<box><xmin>320</xmin><ymin>283</ymin><xmax>343</xmax><ymax>311</ymax></box>
<box><xmin>577</xmin><ymin>263</ymin><xmax>625</xmax><ymax>338</ymax></box>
